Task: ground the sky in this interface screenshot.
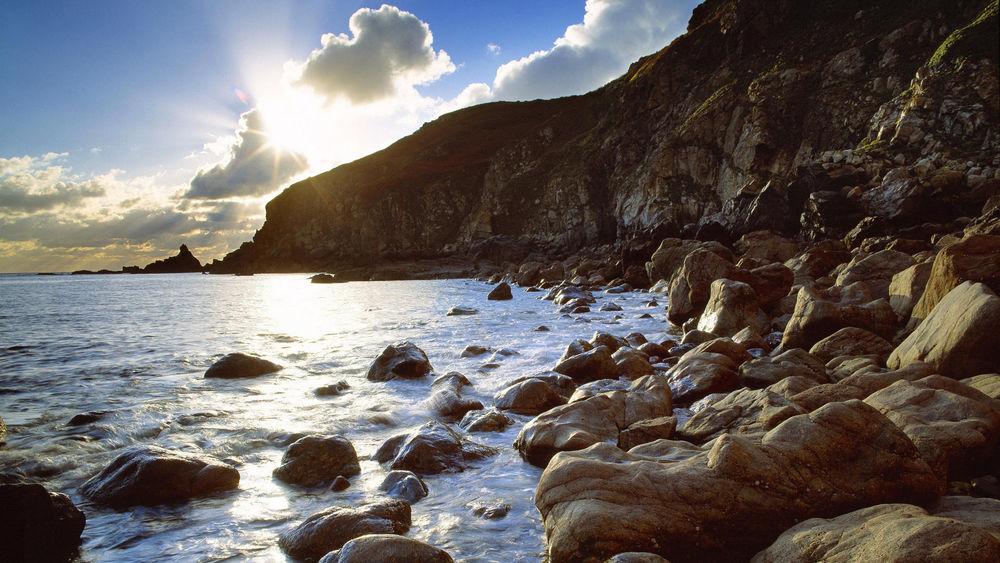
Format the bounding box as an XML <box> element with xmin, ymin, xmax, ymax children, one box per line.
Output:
<box><xmin>0</xmin><ymin>0</ymin><xmax>699</xmax><ymax>273</ymax></box>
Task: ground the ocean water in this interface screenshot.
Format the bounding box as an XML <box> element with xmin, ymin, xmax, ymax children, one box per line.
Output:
<box><xmin>0</xmin><ymin>273</ymin><xmax>678</xmax><ymax>562</ymax></box>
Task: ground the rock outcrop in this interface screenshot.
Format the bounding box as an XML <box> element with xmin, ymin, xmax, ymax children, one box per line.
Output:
<box><xmin>142</xmin><ymin>244</ymin><xmax>203</xmax><ymax>274</ymax></box>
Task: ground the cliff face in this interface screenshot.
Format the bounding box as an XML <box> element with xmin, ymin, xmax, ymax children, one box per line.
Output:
<box><xmin>214</xmin><ymin>0</ymin><xmax>998</xmax><ymax>273</ymax></box>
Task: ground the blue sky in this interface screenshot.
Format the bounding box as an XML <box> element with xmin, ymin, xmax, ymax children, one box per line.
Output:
<box><xmin>0</xmin><ymin>0</ymin><xmax>699</xmax><ymax>272</ymax></box>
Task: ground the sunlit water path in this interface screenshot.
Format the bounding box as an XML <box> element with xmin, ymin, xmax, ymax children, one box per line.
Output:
<box><xmin>0</xmin><ymin>274</ymin><xmax>677</xmax><ymax>562</ymax></box>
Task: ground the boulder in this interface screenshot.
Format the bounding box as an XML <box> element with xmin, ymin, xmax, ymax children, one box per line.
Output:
<box><xmin>278</xmin><ymin>499</ymin><xmax>411</xmax><ymax>561</ymax></box>
<box><xmin>784</xmin><ymin>240</ymin><xmax>850</xmax><ymax>280</ymax></box>
<box><xmin>459</xmin><ymin>407</ymin><xmax>514</xmax><ymax>432</ymax></box>
<box><xmin>487</xmin><ymin>282</ymin><xmax>513</xmax><ymax>300</ymax></box>
<box><xmin>494</xmin><ymin>378</ymin><xmax>566</xmax><ymax>415</ymax></box>
<box><xmin>373</xmin><ymin>421</ymin><xmax>496</xmax><ymax>474</ymax></box>
<box><xmin>605</xmin><ymin>553</ymin><xmax>671</xmax><ymax>563</ymax></box>
<box><xmin>612</xmin><ymin>347</ymin><xmax>654</xmax><ymax>379</ymax></box>
<box><xmin>910</xmin><ymin>235</ymin><xmax>1000</xmax><ymax>326</ymax></box>
<box><xmin>315</xmin><ymin>381</ymin><xmax>350</xmax><ymax>396</ymax></box>
<box><xmin>665</xmin><ymin>351</ymin><xmax>739</xmax><ymax>404</ymax></box>
<box><xmin>551</xmin><ymin>286</ymin><xmax>596</xmax><ymax>306</ymax></box>
<box><xmin>617</xmin><ymin>416</ymin><xmax>677</xmax><ymax>450</ymax></box>
<box><xmin>889</xmin><ymin>282</ymin><xmax>1000</xmax><ymax>378</ymax></box>
<box><xmin>460</xmin><ymin>345</ymin><xmax>490</xmax><ymax>358</ymax></box>
<box><xmin>778</xmin><ymin>285</ymin><xmax>895</xmax><ymax>352</ymax></box>
<box><xmin>79</xmin><ymin>445</ymin><xmax>239</xmax><ymax>507</ymax></box>
<box><xmin>745</xmin><ymin>263</ymin><xmax>795</xmax><ymax>308</ymax></box>
<box><xmin>790</xmin><ymin>361</ymin><xmax>936</xmax><ymax>412</ymax></box>
<box><xmin>272</xmin><ymin>436</ymin><xmax>361</xmax><ymax>487</ymax></box>
<box><xmin>0</xmin><ymin>415</ymin><xmax>5</xmax><ymax>444</ymax></box>
<box><xmin>835</xmin><ymin>249</ymin><xmax>915</xmax><ymax>299</ymax></box>
<box><xmin>319</xmin><ymin>534</ymin><xmax>453</xmax><ymax>563</ymax></box>
<box><xmin>514</xmin><ymin>375</ymin><xmax>672</xmax><ymax>467</ymax></box>
<box><xmin>696</xmin><ymin>279</ymin><xmax>768</xmax><ymax>338</ymax></box>
<box><xmin>426</xmin><ymin>389</ymin><xmax>483</xmax><ymax>420</ymax></box>
<box><xmin>552</xmin><ymin>347</ymin><xmax>619</xmax><ymax>384</ymax></box>
<box><xmin>378</xmin><ymin>470</ymin><xmax>428</xmax><ymax>504</ymax></box>
<box><xmin>366</xmin><ymin>342</ymin><xmax>433</xmax><ymax>381</ymax></box>
<box><xmin>738</xmin><ymin>348</ymin><xmax>828</xmax><ymax>388</ymax></box>
<box><xmin>558</xmin><ymin>339</ymin><xmax>594</xmax><ymax>362</ymax></box>
<box><xmin>446</xmin><ymin>306</ymin><xmax>478</xmax><ymax>316</ymax></box>
<box><xmin>676</xmin><ymin>388</ymin><xmax>806</xmax><ymax>444</ymax></box>
<box><xmin>963</xmin><ymin>374</ymin><xmax>1000</xmax><ymax>400</ymax></box>
<box><xmin>752</xmin><ymin>501</ymin><xmax>1000</xmax><ymax>562</ymax></box>
<box><xmin>667</xmin><ymin>248</ymin><xmax>736</xmax><ymax>325</ymax></box>
<box><xmin>599</xmin><ymin>302</ymin><xmax>623</xmax><ymax>312</ymax></box>
<box><xmin>0</xmin><ymin>474</ymin><xmax>86</xmax><ymax>563</ymax></box>
<box><xmin>310</xmin><ymin>273</ymin><xmax>337</xmax><ymax>284</ymax></box>
<box><xmin>469</xmin><ymin>500</ymin><xmax>512</xmax><ymax>519</ymax></box>
<box><xmin>808</xmin><ymin>327</ymin><xmax>894</xmax><ymax>364</ymax></box>
<box><xmin>204</xmin><ymin>353</ymin><xmax>281</xmax><ymax>379</ymax></box>
<box><xmin>889</xmin><ymin>261</ymin><xmax>933</xmax><ymax>323</ymax></box>
<box><xmin>734</xmin><ymin>231</ymin><xmax>799</xmax><ymax>263</ymax></box>
<box><xmin>535</xmin><ymin>400</ymin><xmax>941</xmax><ymax>562</ymax></box>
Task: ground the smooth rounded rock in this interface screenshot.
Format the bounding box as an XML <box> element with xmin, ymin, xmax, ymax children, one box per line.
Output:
<box><xmin>366</xmin><ymin>342</ymin><xmax>433</xmax><ymax>381</ymax></box>
<box><xmin>279</xmin><ymin>500</ymin><xmax>411</xmax><ymax>561</ymax></box>
<box><xmin>1</xmin><ymin>474</ymin><xmax>86</xmax><ymax>563</ymax></box>
<box><xmin>319</xmin><ymin>534</ymin><xmax>452</xmax><ymax>563</ymax></box>
<box><xmin>272</xmin><ymin>436</ymin><xmax>361</xmax><ymax>487</ymax></box>
<box><xmin>204</xmin><ymin>353</ymin><xmax>281</xmax><ymax>379</ymax></box>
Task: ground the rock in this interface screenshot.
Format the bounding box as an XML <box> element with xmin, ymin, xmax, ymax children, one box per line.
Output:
<box><xmin>67</xmin><ymin>410</ymin><xmax>109</xmax><ymax>425</ymax></box>
<box><xmin>637</xmin><ymin>341</ymin><xmax>671</xmax><ymax>359</ymax></box>
<box><xmin>625</xmin><ymin>333</ymin><xmax>648</xmax><ymax>347</ymax></box>
<box><xmin>278</xmin><ymin>499</ymin><xmax>411</xmax><ymax>561</ymax></box>
<box><xmin>551</xmin><ymin>286</ymin><xmax>596</xmax><ymax>306</ymax></box>
<box><xmin>676</xmin><ymin>388</ymin><xmax>806</xmax><ymax>444</ymax></box>
<box><xmin>784</xmin><ymin>240</ymin><xmax>849</xmax><ymax>280</ymax></box>
<box><xmin>612</xmin><ymin>347</ymin><xmax>654</xmax><ymax>379</ymax></box>
<box><xmin>889</xmin><ymin>261</ymin><xmax>933</xmax><ymax>323</ymax></box>
<box><xmin>366</xmin><ymin>342</ymin><xmax>433</xmax><ymax>381</ymax></box>
<box><xmin>320</xmin><ymin>534</ymin><xmax>453</xmax><ymax>563</ymax></box>
<box><xmin>514</xmin><ymin>374</ymin><xmax>672</xmax><ymax>467</ymax></box>
<box><xmin>535</xmin><ymin>400</ymin><xmax>940</xmax><ymax>562</ymax></box>
<box><xmin>910</xmin><ymin>235</ymin><xmax>1000</xmax><ymax>326</ymax></box>
<box><xmin>272</xmin><ymin>436</ymin><xmax>361</xmax><ymax>487</ymax></box>
<box><xmin>79</xmin><ymin>445</ymin><xmax>239</xmax><ymax>507</ymax></box>
<box><xmin>605</xmin><ymin>553</ymin><xmax>671</xmax><ymax>563</ymax></box>
<box><xmin>459</xmin><ymin>407</ymin><xmax>514</xmax><ymax>433</ymax></box>
<box><xmin>330</xmin><ymin>476</ymin><xmax>350</xmax><ymax>491</ymax></box>
<box><xmin>745</xmin><ymin>263</ymin><xmax>795</xmax><ymax>308</ymax></box>
<box><xmin>680</xmin><ymin>329</ymin><xmax>716</xmax><ymax>346</ymax></box>
<box><xmin>141</xmin><ymin>244</ymin><xmax>202</xmax><ymax>274</ymax></box>
<box><xmin>310</xmin><ymin>273</ymin><xmax>337</xmax><ymax>283</ymax></box>
<box><xmin>738</xmin><ymin>348</ymin><xmax>828</xmax><ymax>389</ymax></box>
<box><xmin>373</xmin><ymin>421</ymin><xmax>496</xmax><ymax>474</ymax></box>
<box><xmin>778</xmin><ymin>285</ymin><xmax>895</xmax><ymax>352</ymax></box>
<box><xmin>204</xmin><ymin>353</ymin><xmax>281</xmax><ymax>379</ymax></box>
<box><xmin>665</xmin><ymin>351</ymin><xmax>738</xmax><ymax>404</ymax></box>
<box><xmin>378</xmin><ymin>470</ymin><xmax>428</xmax><ymax>504</ymax></box>
<box><xmin>696</xmin><ymin>279</ymin><xmax>769</xmax><ymax>338</ymax></box>
<box><xmin>446</xmin><ymin>306</ymin><xmax>478</xmax><ymax>316</ymax></box>
<box><xmin>599</xmin><ymin>302</ymin><xmax>623</xmax><ymax>312</ymax></box>
<box><xmin>889</xmin><ymin>282</ymin><xmax>1000</xmax><ymax>378</ymax></box>
<box><xmin>0</xmin><ymin>474</ymin><xmax>86</xmax><ymax>563</ymax></box>
<box><xmin>509</xmin><ymin>372</ymin><xmax>578</xmax><ymax>400</ymax></box>
<box><xmin>617</xmin><ymin>416</ymin><xmax>677</xmax><ymax>450</ymax></box>
<box><xmin>460</xmin><ymin>345</ymin><xmax>490</xmax><ymax>358</ymax></box>
<box><xmin>0</xmin><ymin>415</ymin><xmax>5</xmax><ymax>444</ymax></box>
<box><xmin>558</xmin><ymin>338</ymin><xmax>594</xmax><ymax>361</ymax></box>
<box><xmin>963</xmin><ymin>374</ymin><xmax>1000</xmax><ymax>400</ymax></box>
<box><xmin>470</xmin><ymin>500</ymin><xmax>511</xmax><ymax>519</ymax></box>
<box><xmin>487</xmin><ymin>282</ymin><xmax>513</xmax><ymax>300</ymax></box>
<box><xmin>735</xmin><ymin>231</ymin><xmax>799</xmax><ymax>263</ymax></box>
<box><xmin>752</xmin><ymin>501</ymin><xmax>1000</xmax><ymax>563</ymax></box>
<box><xmin>790</xmin><ymin>361</ymin><xmax>936</xmax><ymax>412</ymax></box>
<box><xmin>426</xmin><ymin>388</ymin><xmax>483</xmax><ymax>420</ymax></box>
<box><xmin>667</xmin><ymin>248</ymin><xmax>736</xmax><ymax>325</ymax></box>
<box><xmin>315</xmin><ymin>381</ymin><xmax>350</xmax><ymax>396</ymax></box>
<box><xmin>808</xmin><ymin>327</ymin><xmax>894</xmax><ymax>364</ymax></box>
<box><xmin>835</xmin><ymin>249</ymin><xmax>915</xmax><ymax>299</ymax></box>
<box><xmin>494</xmin><ymin>378</ymin><xmax>566</xmax><ymax>415</ymax></box>
<box><xmin>552</xmin><ymin>347</ymin><xmax>619</xmax><ymax>384</ymax></box>
<box><xmin>568</xmin><ymin>379</ymin><xmax>629</xmax><ymax>403</ymax></box>
<box><xmin>732</xmin><ymin>327</ymin><xmax>769</xmax><ymax>353</ymax></box>
<box><xmin>590</xmin><ymin>331</ymin><xmax>629</xmax><ymax>353</ymax></box>
<box><xmin>865</xmin><ymin>375</ymin><xmax>1000</xmax><ymax>481</ymax></box>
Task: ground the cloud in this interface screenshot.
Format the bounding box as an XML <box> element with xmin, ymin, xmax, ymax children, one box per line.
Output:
<box><xmin>487</xmin><ymin>43</ymin><xmax>501</xmax><ymax>54</ymax></box>
<box><xmin>489</xmin><ymin>0</ymin><xmax>688</xmax><ymax>101</ymax></box>
<box><xmin>286</xmin><ymin>5</ymin><xmax>454</xmax><ymax>104</ymax></box>
<box><xmin>185</xmin><ymin>108</ymin><xmax>308</xmax><ymax>200</ymax></box>
<box><xmin>0</xmin><ymin>153</ymin><xmax>109</xmax><ymax>213</ymax></box>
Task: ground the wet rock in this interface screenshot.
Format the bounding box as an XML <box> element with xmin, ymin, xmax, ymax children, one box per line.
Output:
<box><xmin>204</xmin><ymin>353</ymin><xmax>281</xmax><ymax>379</ymax></box>
<box><xmin>494</xmin><ymin>378</ymin><xmax>566</xmax><ymax>415</ymax></box>
<box><xmin>310</xmin><ymin>273</ymin><xmax>336</xmax><ymax>284</ymax></box>
<box><xmin>426</xmin><ymin>389</ymin><xmax>483</xmax><ymax>420</ymax></box>
<box><xmin>606</xmin><ymin>553</ymin><xmax>671</xmax><ymax>563</ymax></box>
<box><xmin>637</xmin><ymin>341</ymin><xmax>671</xmax><ymax>359</ymax></box>
<box><xmin>617</xmin><ymin>416</ymin><xmax>677</xmax><ymax>450</ymax></box>
<box><xmin>665</xmin><ymin>351</ymin><xmax>738</xmax><ymax>404</ymax></box>
<box><xmin>752</xmin><ymin>500</ymin><xmax>1000</xmax><ymax>563</ymax></box>
<box><xmin>590</xmin><ymin>331</ymin><xmax>629</xmax><ymax>353</ymax></box>
<box><xmin>535</xmin><ymin>400</ymin><xmax>940</xmax><ymax>562</ymax></box>
<box><xmin>808</xmin><ymin>327</ymin><xmax>894</xmax><ymax>364</ymax></box>
<box><xmin>373</xmin><ymin>421</ymin><xmax>496</xmax><ymax>474</ymax></box>
<box><xmin>0</xmin><ymin>473</ymin><xmax>86</xmax><ymax>563</ymax></box>
<box><xmin>366</xmin><ymin>342</ymin><xmax>433</xmax><ymax>381</ymax></box>
<box><xmin>330</xmin><ymin>476</ymin><xmax>350</xmax><ymax>491</ymax></box>
<box><xmin>446</xmin><ymin>306</ymin><xmax>478</xmax><ymax>316</ymax></box>
<box><xmin>558</xmin><ymin>339</ymin><xmax>593</xmax><ymax>362</ymax></box>
<box><xmin>680</xmin><ymin>330</ymin><xmax>716</xmax><ymax>346</ymax></box>
<box><xmin>889</xmin><ymin>281</ymin><xmax>1000</xmax><ymax>378</ymax></box>
<box><xmin>552</xmin><ymin>347</ymin><xmax>619</xmax><ymax>384</ymax></box>
<box><xmin>470</xmin><ymin>500</ymin><xmax>511</xmax><ymax>519</ymax></box>
<box><xmin>569</xmin><ymin>379</ymin><xmax>629</xmax><ymax>403</ymax></box>
<box><xmin>279</xmin><ymin>499</ymin><xmax>411</xmax><ymax>561</ymax></box>
<box><xmin>508</xmin><ymin>372</ymin><xmax>578</xmax><ymax>400</ymax></box>
<box><xmin>551</xmin><ymin>286</ymin><xmax>596</xmax><ymax>306</ymax></box>
<box><xmin>889</xmin><ymin>261</ymin><xmax>933</xmax><ymax>324</ymax></box>
<box><xmin>460</xmin><ymin>345</ymin><xmax>490</xmax><ymax>358</ymax></box>
<box><xmin>599</xmin><ymin>302</ymin><xmax>622</xmax><ymax>312</ymax></box>
<box><xmin>696</xmin><ymin>279</ymin><xmax>768</xmax><ymax>338</ymax></box>
<box><xmin>835</xmin><ymin>249</ymin><xmax>915</xmax><ymax>299</ymax></box>
<box><xmin>67</xmin><ymin>410</ymin><xmax>109</xmax><ymax>426</ymax></box>
<box><xmin>378</xmin><ymin>470</ymin><xmax>428</xmax><ymax>504</ymax></box>
<box><xmin>459</xmin><ymin>407</ymin><xmax>513</xmax><ymax>433</ymax></box>
<box><xmin>0</xmin><ymin>415</ymin><xmax>5</xmax><ymax>444</ymax></box>
<box><xmin>676</xmin><ymin>388</ymin><xmax>806</xmax><ymax>444</ymax></box>
<box><xmin>487</xmin><ymin>282</ymin><xmax>513</xmax><ymax>300</ymax></box>
<box><xmin>79</xmin><ymin>445</ymin><xmax>239</xmax><ymax>507</ymax></box>
<box><xmin>319</xmin><ymin>534</ymin><xmax>453</xmax><ymax>563</ymax></box>
<box><xmin>612</xmin><ymin>347</ymin><xmax>654</xmax><ymax>379</ymax></box>
<box><xmin>778</xmin><ymin>285</ymin><xmax>895</xmax><ymax>352</ymax></box>
<box><xmin>745</xmin><ymin>263</ymin><xmax>795</xmax><ymax>308</ymax></box>
<box><xmin>514</xmin><ymin>374</ymin><xmax>672</xmax><ymax>467</ymax></box>
<box><xmin>910</xmin><ymin>235</ymin><xmax>1000</xmax><ymax>327</ymax></box>
<box><xmin>315</xmin><ymin>381</ymin><xmax>350</xmax><ymax>396</ymax></box>
<box><xmin>272</xmin><ymin>436</ymin><xmax>361</xmax><ymax>487</ymax></box>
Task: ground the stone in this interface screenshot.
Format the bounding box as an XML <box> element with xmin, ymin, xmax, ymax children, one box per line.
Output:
<box><xmin>460</xmin><ymin>345</ymin><xmax>490</xmax><ymax>358</ymax></box>
<box><xmin>568</xmin><ymin>379</ymin><xmax>629</xmax><ymax>403</ymax></box>
<box><xmin>446</xmin><ymin>306</ymin><xmax>478</xmax><ymax>316</ymax></box>
<box><xmin>315</xmin><ymin>380</ymin><xmax>350</xmax><ymax>396</ymax></box>
<box><xmin>487</xmin><ymin>282</ymin><xmax>513</xmax><ymax>300</ymax></box>
<box><xmin>637</xmin><ymin>341</ymin><xmax>671</xmax><ymax>359</ymax></box>
<box><xmin>378</xmin><ymin>470</ymin><xmax>428</xmax><ymax>504</ymax></box>
<box><xmin>310</xmin><ymin>273</ymin><xmax>337</xmax><ymax>284</ymax></box>
<box><xmin>431</xmin><ymin>372</ymin><xmax>472</xmax><ymax>393</ymax></box>
<box><xmin>910</xmin><ymin>235</ymin><xmax>1000</xmax><ymax>326</ymax></box>
<box><xmin>204</xmin><ymin>353</ymin><xmax>281</xmax><ymax>379</ymax></box>
<box><xmin>330</xmin><ymin>476</ymin><xmax>350</xmax><ymax>491</ymax></box>
<box><xmin>745</xmin><ymin>263</ymin><xmax>795</xmax><ymax>308</ymax></box>
<box><xmin>141</xmin><ymin>244</ymin><xmax>202</xmax><ymax>274</ymax></box>
<box><xmin>599</xmin><ymin>302</ymin><xmax>622</xmax><ymax>312</ymax></box>
<box><xmin>494</xmin><ymin>378</ymin><xmax>566</xmax><ymax>415</ymax></box>
<box><xmin>459</xmin><ymin>407</ymin><xmax>514</xmax><ymax>433</ymax></box>
<box><xmin>752</xmin><ymin>501</ymin><xmax>1000</xmax><ymax>563</ymax></box>
<box><xmin>778</xmin><ymin>285</ymin><xmax>895</xmax><ymax>352</ymax></box>
<box><xmin>835</xmin><ymin>249</ymin><xmax>915</xmax><ymax>299</ymax></box>
<box><xmin>590</xmin><ymin>331</ymin><xmax>629</xmax><ymax>353</ymax></box>
<box><xmin>617</xmin><ymin>416</ymin><xmax>677</xmax><ymax>450</ymax></box>
<box><xmin>535</xmin><ymin>400</ymin><xmax>940</xmax><ymax>562</ymax></box>
<box><xmin>373</xmin><ymin>421</ymin><xmax>496</xmax><ymax>474</ymax></box>
<box><xmin>320</xmin><ymin>534</ymin><xmax>453</xmax><ymax>563</ymax></box>
<box><xmin>551</xmin><ymin>286</ymin><xmax>595</xmax><ymax>306</ymax></box>
<box><xmin>272</xmin><ymin>436</ymin><xmax>361</xmax><ymax>488</ymax></box>
<box><xmin>667</xmin><ymin>248</ymin><xmax>736</xmax><ymax>325</ymax></box>
<box><xmin>784</xmin><ymin>240</ymin><xmax>850</xmax><ymax>280</ymax></box>
<box><xmin>962</xmin><ymin>374</ymin><xmax>1000</xmax><ymax>400</ymax></box>
<box><xmin>889</xmin><ymin>281</ymin><xmax>1000</xmax><ymax>378</ymax></box>
<box><xmin>612</xmin><ymin>347</ymin><xmax>654</xmax><ymax>379</ymax></box>
<box><xmin>79</xmin><ymin>445</ymin><xmax>239</xmax><ymax>508</ymax></box>
<box><xmin>680</xmin><ymin>329</ymin><xmax>716</xmax><ymax>346</ymax></box>
<box><xmin>734</xmin><ymin>231</ymin><xmax>799</xmax><ymax>263</ymax></box>
<box><xmin>665</xmin><ymin>351</ymin><xmax>739</xmax><ymax>404</ymax></box>
<box><xmin>790</xmin><ymin>361</ymin><xmax>936</xmax><ymax>412</ymax></box>
<box><xmin>514</xmin><ymin>374</ymin><xmax>672</xmax><ymax>467</ymax></box>
<box><xmin>605</xmin><ymin>553</ymin><xmax>671</xmax><ymax>563</ymax></box>
<box><xmin>676</xmin><ymin>388</ymin><xmax>806</xmax><ymax>444</ymax></box>
<box><xmin>0</xmin><ymin>473</ymin><xmax>86</xmax><ymax>563</ymax></box>
<box><xmin>558</xmin><ymin>339</ymin><xmax>593</xmax><ymax>362</ymax></box>
<box><xmin>426</xmin><ymin>389</ymin><xmax>483</xmax><ymax>420</ymax></box>
<box><xmin>470</xmin><ymin>500</ymin><xmax>512</xmax><ymax>519</ymax></box>
<box><xmin>366</xmin><ymin>341</ymin><xmax>433</xmax><ymax>381</ymax></box>
<box><xmin>67</xmin><ymin>410</ymin><xmax>109</xmax><ymax>425</ymax></box>
<box><xmin>808</xmin><ymin>327</ymin><xmax>894</xmax><ymax>364</ymax></box>
<box><xmin>552</xmin><ymin>347</ymin><xmax>619</xmax><ymax>384</ymax></box>
<box><xmin>279</xmin><ymin>500</ymin><xmax>411</xmax><ymax>561</ymax></box>
<box><xmin>889</xmin><ymin>261</ymin><xmax>933</xmax><ymax>323</ymax></box>
<box><xmin>696</xmin><ymin>279</ymin><xmax>769</xmax><ymax>338</ymax></box>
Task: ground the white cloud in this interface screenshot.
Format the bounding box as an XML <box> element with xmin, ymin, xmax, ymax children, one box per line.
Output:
<box><xmin>487</xmin><ymin>43</ymin><xmax>501</xmax><ymax>54</ymax></box>
<box><xmin>0</xmin><ymin>153</ymin><xmax>109</xmax><ymax>213</ymax></box>
<box><xmin>185</xmin><ymin>108</ymin><xmax>308</xmax><ymax>200</ymax></box>
<box><xmin>285</xmin><ymin>5</ymin><xmax>455</xmax><ymax>105</ymax></box>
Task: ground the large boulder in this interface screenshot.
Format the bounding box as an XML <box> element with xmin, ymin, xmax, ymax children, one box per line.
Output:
<box><xmin>534</xmin><ymin>400</ymin><xmax>941</xmax><ymax>563</ymax></box>
<box><xmin>378</xmin><ymin>470</ymin><xmax>428</xmax><ymax>504</ymax></box>
<box><xmin>552</xmin><ymin>347</ymin><xmax>619</xmax><ymax>384</ymax></box>
<box><xmin>778</xmin><ymin>285</ymin><xmax>895</xmax><ymax>353</ymax></box>
<box><xmin>612</xmin><ymin>347</ymin><xmax>654</xmax><ymax>379</ymax></box>
<box><xmin>79</xmin><ymin>445</ymin><xmax>239</xmax><ymax>507</ymax></box>
<box><xmin>738</xmin><ymin>348</ymin><xmax>828</xmax><ymax>389</ymax></box>
<box><xmin>835</xmin><ymin>249</ymin><xmax>915</xmax><ymax>299</ymax></box>
<box><xmin>889</xmin><ymin>282</ymin><xmax>1000</xmax><ymax>378</ymax></box>
<box><xmin>320</xmin><ymin>534</ymin><xmax>453</xmax><ymax>563</ymax></box>
<box><xmin>734</xmin><ymin>231</ymin><xmax>799</xmax><ymax>263</ymax></box>
<box><xmin>494</xmin><ymin>378</ymin><xmax>566</xmax><ymax>415</ymax></box>
<box><xmin>373</xmin><ymin>421</ymin><xmax>496</xmax><ymax>475</ymax></box>
<box><xmin>696</xmin><ymin>279</ymin><xmax>769</xmax><ymax>338</ymax></box>
<box><xmin>366</xmin><ymin>342</ymin><xmax>433</xmax><ymax>381</ymax></box>
<box><xmin>514</xmin><ymin>375</ymin><xmax>672</xmax><ymax>467</ymax></box>
<box><xmin>808</xmin><ymin>327</ymin><xmax>894</xmax><ymax>364</ymax></box>
<box><xmin>667</xmin><ymin>248</ymin><xmax>736</xmax><ymax>325</ymax></box>
<box><xmin>487</xmin><ymin>282</ymin><xmax>513</xmax><ymax>300</ymax></box>
<box><xmin>744</xmin><ymin>263</ymin><xmax>795</xmax><ymax>308</ymax></box>
<box><xmin>459</xmin><ymin>407</ymin><xmax>514</xmax><ymax>433</ymax></box>
<box><xmin>0</xmin><ymin>474</ymin><xmax>86</xmax><ymax>563</ymax></box>
<box><xmin>272</xmin><ymin>436</ymin><xmax>361</xmax><ymax>487</ymax></box>
<box><xmin>910</xmin><ymin>235</ymin><xmax>1000</xmax><ymax>326</ymax></box>
<box><xmin>790</xmin><ymin>361</ymin><xmax>936</xmax><ymax>412</ymax></box>
<box><xmin>425</xmin><ymin>389</ymin><xmax>483</xmax><ymax>420</ymax></box>
<box><xmin>889</xmin><ymin>261</ymin><xmax>933</xmax><ymax>323</ymax></box>
<box><xmin>665</xmin><ymin>351</ymin><xmax>739</xmax><ymax>404</ymax></box>
<box><xmin>676</xmin><ymin>388</ymin><xmax>806</xmax><ymax>444</ymax></box>
<box><xmin>784</xmin><ymin>240</ymin><xmax>850</xmax><ymax>280</ymax></box>
<box><xmin>752</xmin><ymin>500</ymin><xmax>1000</xmax><ymax>562</ymax></box>
<box><xmin>204</xmin><ymin>353</ymin><xmax>281</xmax><ymax>379</ymax></box>
<box><xmin>278</xmin><ymin>499</ymin><xmax>411</xmax><ymax>561</ymax></box>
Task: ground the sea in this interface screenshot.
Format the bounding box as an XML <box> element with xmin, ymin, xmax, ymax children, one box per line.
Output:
<box><xmin>0</xmin><ymin>273</ymin><xmax>679</xmax><ymax>562</ymax></box>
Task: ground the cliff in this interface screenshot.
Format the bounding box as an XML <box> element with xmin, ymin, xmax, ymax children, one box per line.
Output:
<box><xmin>212</xmin><ymin>0</ymin><xmax>998</xmax><ymax>274</ymax></box>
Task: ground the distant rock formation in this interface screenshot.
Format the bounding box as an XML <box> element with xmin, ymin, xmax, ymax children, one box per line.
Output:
<box><xmin>141</xmin><ymin>244</ymin><xmax>203</xmax><ymax>274</ymax></box>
